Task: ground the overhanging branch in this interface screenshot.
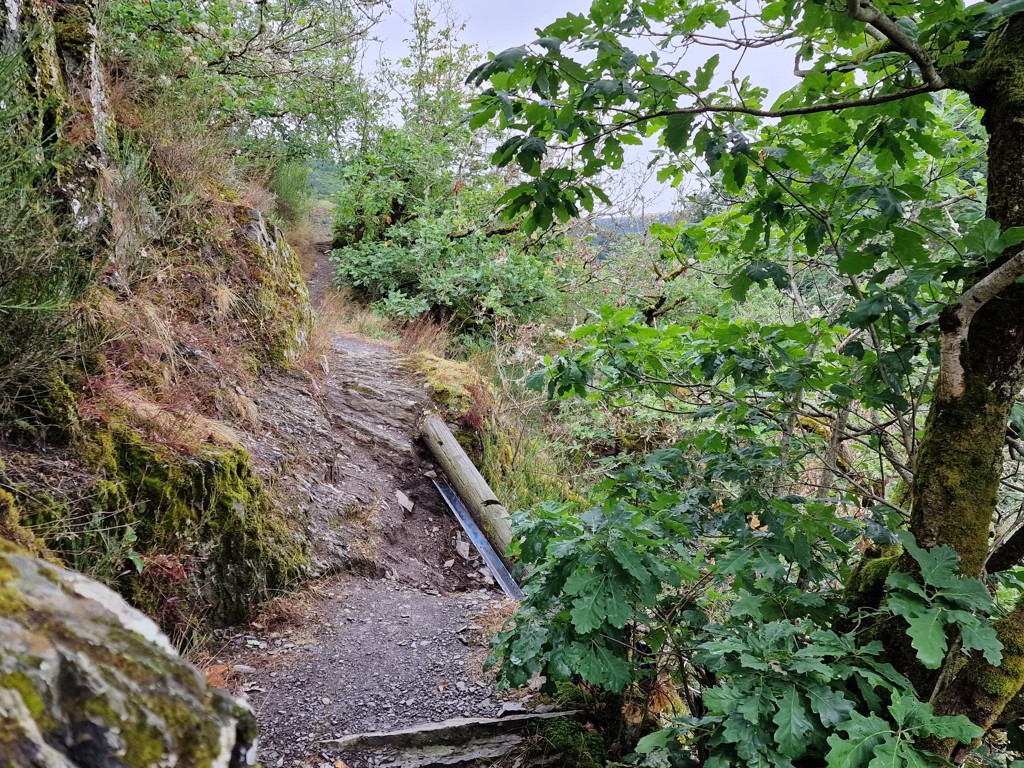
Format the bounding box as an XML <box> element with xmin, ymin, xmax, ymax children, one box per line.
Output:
<box><xmin>846</xmin><ymin>0</ymin><xmax>944</xmax><ymax>88</ymax></box>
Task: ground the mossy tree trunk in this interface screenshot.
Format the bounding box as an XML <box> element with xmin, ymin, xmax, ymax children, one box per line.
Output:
<box><xmin>893</xmin><ymin>15</ymin><xmax>1024</xmax><ymax>759</ymax></box>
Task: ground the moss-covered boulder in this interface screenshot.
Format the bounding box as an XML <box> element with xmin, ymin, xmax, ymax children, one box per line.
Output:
<box><xmin>79</xmin><ymin>426</ymin><xmax>308</xmax><ymax>630</ymax></box>
<box><xmin>239</xmin><ymin>207</ymin><xmax>312</xmax><ymax>365</ymax></box>
<box><xmin>0</xmin><ymin>551</ymin><xmax>257</xmax><ymax>767</ymax></box>
<box><xmin>410</xmin><ymin>352</ymin><xmax>491</xmax><ymax>430</ymax></box>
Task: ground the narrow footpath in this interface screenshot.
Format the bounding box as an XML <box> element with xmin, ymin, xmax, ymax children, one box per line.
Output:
<box><xmin>208</xmin><ymin>243</ymin><xmax>527</xmax><ymax>768</ymax></box>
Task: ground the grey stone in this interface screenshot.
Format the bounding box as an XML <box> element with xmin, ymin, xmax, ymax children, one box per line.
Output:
<box><xmin>0</xmin><ymin>552</ymin><xmax>257</xmax><ymax>767</ymax></box>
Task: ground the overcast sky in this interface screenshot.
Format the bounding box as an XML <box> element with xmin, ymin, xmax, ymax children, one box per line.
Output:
<box><xmin>369</xmin><ymin>0</ymin><xmax>592</xmax><ymax>63</ymax></box>
<box><xmin>367</xmin><ymin>1</ymin><xmax>796</xmax><ymax>212</ymax></box>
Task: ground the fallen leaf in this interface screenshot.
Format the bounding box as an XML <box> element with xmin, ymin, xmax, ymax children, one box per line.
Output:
<box><xmin>202</xmin><ymin>664</ymin><xmax>232</xmax><ymax>688</ymax></box>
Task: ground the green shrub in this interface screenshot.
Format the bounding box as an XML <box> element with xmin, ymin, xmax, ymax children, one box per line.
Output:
<box><xmin>333</xmin><ymin>214</ymin><xmax>556</xmax><ymax>330</ymax></box>
<box><xmin>270</xmin><ymin>161</ymin><xmax>312</xmax><ymax>226</ymax></box>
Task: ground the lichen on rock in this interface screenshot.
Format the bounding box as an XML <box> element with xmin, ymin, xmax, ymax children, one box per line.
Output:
<box><xmin>238</xmin><ymin>207</ymin><xmax>312</xmax><ymax>364</ymax></box>
<box><xmin>0</xmin><ymin>551</ymin><xmax>257</xmax><ymax>767</ymax></box>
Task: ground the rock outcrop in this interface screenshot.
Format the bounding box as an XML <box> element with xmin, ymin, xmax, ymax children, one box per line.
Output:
<box><xmin>0</xmin><ymin>550</ymin><xmax>257</xmax><ymax>767</ymax></box>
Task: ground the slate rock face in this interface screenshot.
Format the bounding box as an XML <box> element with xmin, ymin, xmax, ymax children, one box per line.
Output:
<box><xmin>0</xmin><ymin>552</ymin><xmax>257</xmax><ymax>767</ymax></box>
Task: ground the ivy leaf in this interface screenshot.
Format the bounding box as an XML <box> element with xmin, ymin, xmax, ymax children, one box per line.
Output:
<box><xmin>773</xmin><ymin>685</ymin><xmax>814</xmax><ymax>758</ymax></box>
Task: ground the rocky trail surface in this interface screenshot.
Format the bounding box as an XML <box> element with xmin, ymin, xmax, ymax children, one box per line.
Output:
<box><xmin>208</xmin><ymin>243</ymin><xmax>531</xmax><ymax>767</ymax></box>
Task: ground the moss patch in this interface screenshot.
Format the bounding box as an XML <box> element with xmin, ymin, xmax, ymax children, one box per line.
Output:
<box><xmin>72</xmin><ymin>423</ymin><xmax>307</xmax><ymax>634</ymax></box>
<box><xmin>0</xmin><ymin>672</ymin><xmax>51</xmax><ymax>731</ymax></box>
<box><xmin>844</xmin><ymin>546</ymin><xmax>900</xmax><ymax>612</ymax></box>
<box><xmin>0</xmin><ymin>490</ymin><xmax>50</xmax><ymax>560</ymax></box>
<box><xmin>532</xmin><ymin>717</ymin><xmax>606</xmax><ymax>768</ymax></box>
<box><xmin>411</xmin><ymin>352</ymin><xmax>490</xmax><ymax>422</ymax></box>
<box><xmin>241</xmin><ymin>209</ymin><xmax>313</xmax><ymax>365</ymax></box>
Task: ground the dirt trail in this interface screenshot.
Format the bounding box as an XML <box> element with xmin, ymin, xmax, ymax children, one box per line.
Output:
<box><xmin>213</xmin><ymin>242</ymin><xmax>521</xmax><ymax>767</ymax></box>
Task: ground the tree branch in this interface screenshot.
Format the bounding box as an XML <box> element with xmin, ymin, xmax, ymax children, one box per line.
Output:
<box><xmin>846</xmin><ymin>0</ymin><xmax>944</xmax><ymax>88</ymax></box>
<box><xmin>938</xmin><ymin>250</ymin><xmax>1024</xmax><ymax>400</ymax></box>
<box><xmin>988</xmin><ymin>523</ymin><xmax>1024</xmax><ymax>573</ymax></box>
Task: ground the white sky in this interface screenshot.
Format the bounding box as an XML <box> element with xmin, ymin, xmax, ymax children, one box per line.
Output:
<box><xmin>367</xmin><ymin>1</ymin><xmax>796</xmax><ymax>212</ymax></box>
<box><xmin>369</xmin><ymin>0</ymin><xmax>593</xmax><ymax>63</ymax></box>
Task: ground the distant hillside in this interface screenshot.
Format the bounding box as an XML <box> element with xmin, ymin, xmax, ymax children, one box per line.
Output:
<box><xmin>590</xmin><ymin>212</ymin><xmax>681</xmax><ymax>234</ymax></box>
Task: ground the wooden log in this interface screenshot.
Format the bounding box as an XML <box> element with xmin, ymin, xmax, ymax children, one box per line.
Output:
<box><xmin>420</xmin><ymin>413</ymin><xmax>513</xmax><ymax>556</ymax></box>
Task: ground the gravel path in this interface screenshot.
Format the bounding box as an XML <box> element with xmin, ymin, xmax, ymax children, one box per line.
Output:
<box><xmin>212</xmin><ymin>241</ymin><xmax>525</xmax><ymax>768</ymax></box>
<box><xmin>218</xmin><ymin>578</ymin><xmax>518</xmax><ymax>767</ymax></box>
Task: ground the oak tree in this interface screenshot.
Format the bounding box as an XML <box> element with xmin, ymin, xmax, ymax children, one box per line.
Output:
<box><xmin>469</xmin><ymin>1</ymin><xmax>1024</xmax><ymax>763</ymax></box>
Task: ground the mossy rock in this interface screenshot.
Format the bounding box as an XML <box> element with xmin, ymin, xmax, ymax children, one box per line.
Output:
<box><xmin>240</xmin><ymin>207</ymin><xmax>312</xmax><ymax>365</ymax></box>
<box><xmin>411</xmin><ymin>352</ymin><xmax>490</xmax><ymax>422</ymax></box>
<box><xmin>0</xmin><ymin>552</ymin><xmax>257</xmax><ymax>767</ymax></box>
<box><xmin>75</xmin><ymin>424</ymin><xmax>308</xmax><ymax>631</ymax></box>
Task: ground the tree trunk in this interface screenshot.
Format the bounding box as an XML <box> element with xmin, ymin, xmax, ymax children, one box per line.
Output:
<box><xmin>905</xmin><ymin>15</ymin><xmax>1024</xmax><ymax>757</ymax></box>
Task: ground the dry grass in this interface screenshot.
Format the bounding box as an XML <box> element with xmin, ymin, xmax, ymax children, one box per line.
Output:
<box><xmin>237</xmin><ymin>176</ymin><xmax>278</xmax><ymax>221</ymax></box>
<box><xmin>465</xmin><ymin>598</ymin><xmax>520</xmax><ymax>682</ymax></box>
<box><xmin>151</xmin><ymin>134</ymin><xmax>232</xmax><ymax>195</ymax></box>
<box><xmin>90</xmin><ymin>378</ymin><xmax>241</xmax><ymax>450</ymax></box>
<box><xmin>84</xmin><ymin>291</ymin><xmax>180</xmax><ymax>387</ymax></box>
<box><xmin>477</xmin><ymin>597</ymin><xmax>519</xmax><ymax>636</ymax></box>
<box><xmin>296</xmin><ymin>287</ymin><xmax>395</xmax><ymax>378</ymax></box>
<box><xmin>396</xmin><ymin>315</ymin><xmax>454</xmax><ymax>357</ymax></box>
<box><xmin>209</xmin><ymin>283</ymin><xmax>238</xmax><ymax>320</ymax></box>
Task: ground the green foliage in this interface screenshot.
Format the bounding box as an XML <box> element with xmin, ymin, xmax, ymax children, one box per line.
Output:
<box><xmin>823</xmin><ymin>695</ymin><xmax>981</xmax><ymax>768</ymax></box>
<box><xmin>102</xmin><ymin>0</ymin><xmax>380</xmax><ymax>158</ymax></box>
<box><xmin>466</xmin><ymin>0</ymin><xmax>1024</xmax><ymax>763</ymax></box>
<box><xmin>270</xmin><ymin>161</ymin><xmax>312</xmax><ymax>226</ymax></box>
<box><xmin>330</xmin><ymin>5</ymin><xmax>564</xmax><ymax>331</ymax></box>
<box><xmin>334</xmin><ymin>211</ymin><xmax>557</xmax><ymax>329</ymax></box>
<box><xmin>0</xmin><ymin>53</ymin><xmax>90</xmax><ymax>425</ymax></box>
<box><xmin>885</xmin><ymin>532</ymin><xmax>1003</xmax><ymax>669</ymax></box>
